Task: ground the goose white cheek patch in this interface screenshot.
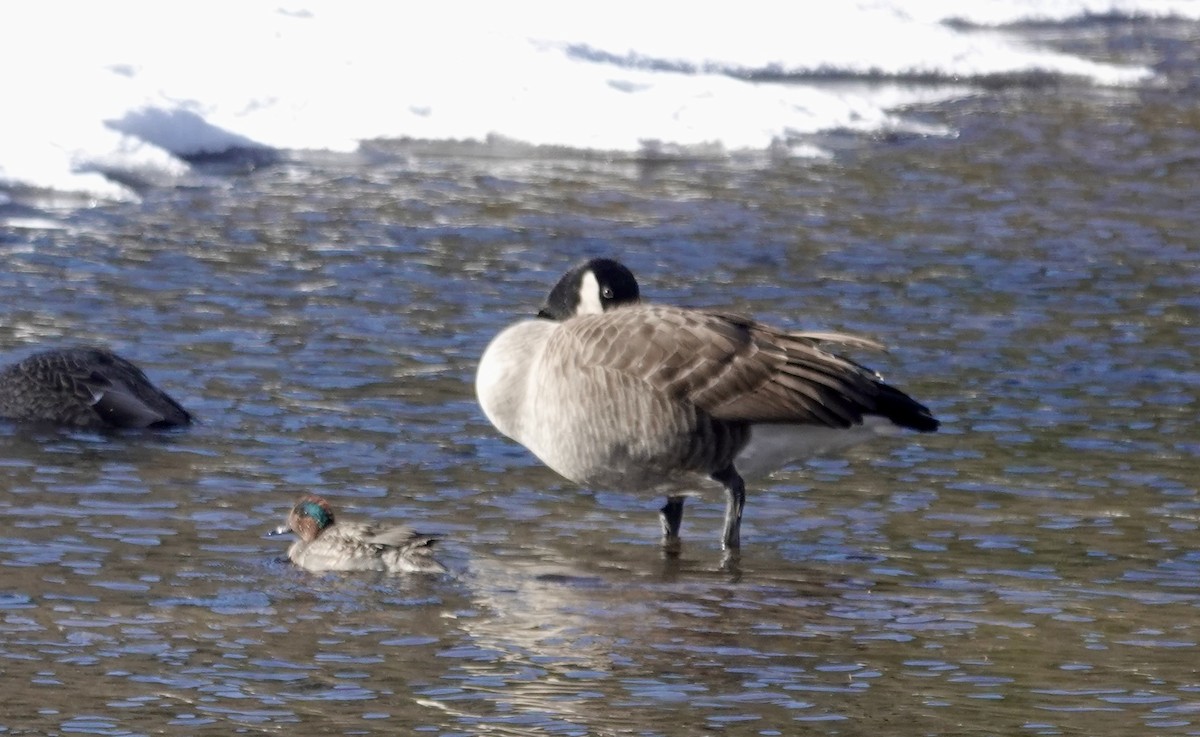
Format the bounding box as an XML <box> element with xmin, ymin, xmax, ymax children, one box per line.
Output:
<box><xmin>577</xmin><ymin>271</ymin><xmax>606</xmax><ymax>315</ymax></box>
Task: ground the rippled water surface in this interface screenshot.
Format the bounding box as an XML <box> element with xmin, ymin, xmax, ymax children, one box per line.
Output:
<box><xmin>3</xmin><ymin>25</ymin><xmax>1200</xmax><ymax>737</ymax></box>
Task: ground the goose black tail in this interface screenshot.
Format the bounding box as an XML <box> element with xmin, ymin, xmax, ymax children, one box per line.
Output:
<box><xmin>874</xmin><ymin>382</ymin><xmax>940</xmax><ymax>433</ymax></box>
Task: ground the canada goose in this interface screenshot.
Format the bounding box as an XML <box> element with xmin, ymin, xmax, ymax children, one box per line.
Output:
<box><xmin>0</xmin><ymin>346</ymin><xmax>193</xmax><ymax>429</ymax></box>
<box><xmin>476</xmin><ymin>258</ymin><xmax>939</xmax><ymax>551</ymax></box>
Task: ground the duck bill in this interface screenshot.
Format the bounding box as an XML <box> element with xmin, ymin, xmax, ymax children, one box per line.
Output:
<box><xmin>266</xmin><ymin>524</ymin><xmax>291</xmax><ymax>537</ymax></box>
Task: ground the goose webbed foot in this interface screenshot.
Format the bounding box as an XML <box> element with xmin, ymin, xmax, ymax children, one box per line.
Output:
<box><xmin>720</xmin><ymin>548</ymin><xmax>743</xmax><ymax>578</ymax></box>
<box><xmin>660</xmin><ymin>495</ymin><xmax>686</xmax><ymax>554</ymax></box>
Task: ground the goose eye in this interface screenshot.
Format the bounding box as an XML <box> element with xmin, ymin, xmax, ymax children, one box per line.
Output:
<box><xmin>602</xmin><ymin>287</ymin><xmax>614</xmax><ymax>299</ymax></box>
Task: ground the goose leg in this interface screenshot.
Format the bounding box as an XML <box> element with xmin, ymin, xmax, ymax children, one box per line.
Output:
<box><xmin>714</xmin><ymin>466</ymin><xmax>746</xmax><ymax>550</ymax></box>
<box><xmin>660</xmin><ymin>495</ymin><xmax>686</xmax><ymax>551</ymax></box>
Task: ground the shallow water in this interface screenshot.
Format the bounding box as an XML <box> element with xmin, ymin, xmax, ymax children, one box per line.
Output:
<box><xmin>3</xmin><ymin>22</ymin><xmax>1200</xmax><ymax>737</ymax></box>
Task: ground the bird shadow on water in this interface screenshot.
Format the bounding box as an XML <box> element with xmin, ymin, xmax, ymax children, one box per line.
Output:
<box><xmin>467</xmin><ymin>534</ymin><xmax>873</xmax><ymax>614</ymax></box>
<box><xmin>439</xmin><ymin>536</ymin><xmax>884</xmax><ymax>735</ymax></box>
<box><xmin>0</xmin><ymin>418</ymin><xmax>196</xmax><ymax>459</ymax></box>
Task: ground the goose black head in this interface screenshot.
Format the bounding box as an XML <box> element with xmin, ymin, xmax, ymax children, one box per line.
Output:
<box><xmin>537</xmin><ymin>258</ymin><xmax>641</xmax><ymax>320</ymax></box>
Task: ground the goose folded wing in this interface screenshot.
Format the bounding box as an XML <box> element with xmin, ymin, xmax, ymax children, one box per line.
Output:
<box><xmin>559</xmin><ymin>306</ymin><xmax>888</xmax><ymax>429</ymax></box>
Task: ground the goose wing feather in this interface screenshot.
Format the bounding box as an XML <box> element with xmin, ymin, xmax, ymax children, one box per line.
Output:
<box><xmin>552</xmin><ymin>305</ymin><xmax>886</xmax><ymax>429</ymax></box>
